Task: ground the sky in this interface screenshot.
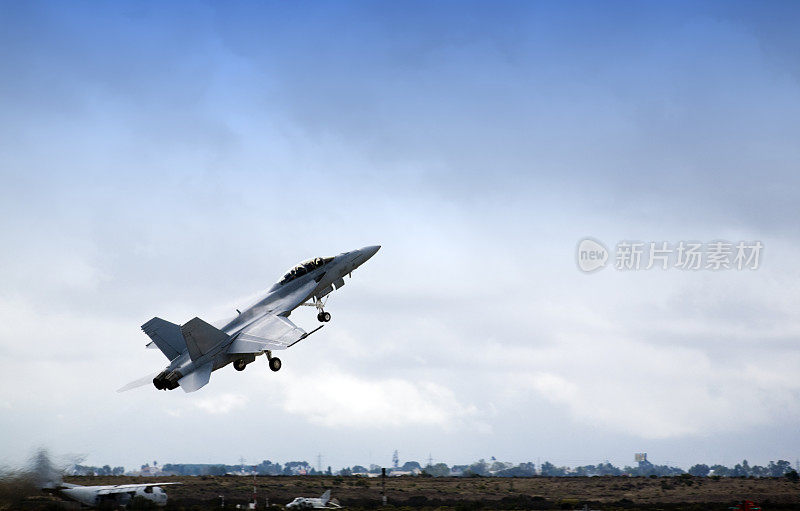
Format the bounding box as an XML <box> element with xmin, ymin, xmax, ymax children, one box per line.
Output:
<box><xmin>1</xmin><ymin>1</ymin><xmax>799</xmax><ymax>472</ymax></box>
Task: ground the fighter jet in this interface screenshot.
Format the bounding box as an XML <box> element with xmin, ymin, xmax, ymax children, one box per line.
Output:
<box><xmin>119</xmin><ymin>246</ymin><xmax>380</xmax><ymax>393</ymax></box>
<box><xmin>286</xmin><ymin>490</ymin><xmax>341</xmax><ymax>509</ymax></box>
<box><xmin>46</xmin><ymin>481</ymin><xmax>178</xmax><ymax>508</ymax></box>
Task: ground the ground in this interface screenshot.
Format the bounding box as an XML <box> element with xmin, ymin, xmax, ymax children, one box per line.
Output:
<box><xmin>10</xmin><ymin>475</ymin><xmax>800</xmax><ymax>510</ymax></box>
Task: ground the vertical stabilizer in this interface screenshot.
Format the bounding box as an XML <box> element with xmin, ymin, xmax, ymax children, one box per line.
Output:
<box><xmin>181</xmin><ymin>317</ymin><xmax>229</xmax><ymax>361</ymax></box>
<box><xmin>320</xmin><ymin>490</ymin><xmax>331</xmax><ymax>505</ymax></box>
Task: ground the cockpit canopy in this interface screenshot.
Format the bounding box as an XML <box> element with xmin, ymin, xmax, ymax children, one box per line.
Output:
<box><xmin>279</xmin><ymin>256</ymin><xmax>333</xmax><ymax>285</ymax></box>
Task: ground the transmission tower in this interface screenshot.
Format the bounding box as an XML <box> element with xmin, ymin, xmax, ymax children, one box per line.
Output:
<box><xmin>392</xmin><ymin>450</ymin><xmax>399</xmax><ymax>468</ymax></box>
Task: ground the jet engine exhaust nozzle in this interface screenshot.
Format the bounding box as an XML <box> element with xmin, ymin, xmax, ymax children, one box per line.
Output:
<box><xmin>152</xmin><ymin>371</ymin><xmax>180</xmax><ymax>391</ymax></box>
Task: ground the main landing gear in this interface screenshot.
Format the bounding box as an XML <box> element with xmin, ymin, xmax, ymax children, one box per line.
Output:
<box><xmin>234</xmin><ymin>354</ymin><xmax>256</xmax><ymax>372</ymax></box>
<box><xmin>269</xmin><ymin>357</ymin><xmax>282</xmax><ymax>371</ymax></box>
<box><xmin>265</xmin><ymin>350</ymin><xmax>282</xmax><ymax>372</ymax></box>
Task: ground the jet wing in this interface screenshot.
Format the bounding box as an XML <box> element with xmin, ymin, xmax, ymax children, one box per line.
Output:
<box><xmin>266</xmin><ymin>279</ymin><xmax>319</xmax><ymax>317</ymax></box>
<box><xmin>227</xmin><ymin>280</ymin><xmax>323</xmax><ymax>354</ymax></box>
<box><xmin>95</xmin><ymin>483</ymin><xmax>180</xmax><ymax>495</ymax></box>
<box><xmin>227</xmin><ymin>315</ymin><xmax>321</xmax><ymax>353</ymax></box>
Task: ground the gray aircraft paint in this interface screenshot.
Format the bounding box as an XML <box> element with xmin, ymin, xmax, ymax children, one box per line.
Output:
<box><xmin>119</xmin><ymin>246</ymin><xmax>380</xmax><ymax>393</ymax></box>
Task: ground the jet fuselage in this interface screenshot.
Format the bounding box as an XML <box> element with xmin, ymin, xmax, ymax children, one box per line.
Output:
<box><xmin>152</xmin><ymin>246</ymin><xmax>380</xmax><ymax>388</ymax></box>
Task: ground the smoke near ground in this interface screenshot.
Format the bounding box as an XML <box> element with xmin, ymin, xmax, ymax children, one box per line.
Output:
<box><xmin>0</xmin><ymin>448</ymin><xmax>67</xmax><ymax>509</ymax></box>
<box><xmin>0</xmin><ymin>453</ymin><xmax>42</xmax><ymax>509</ymax></box>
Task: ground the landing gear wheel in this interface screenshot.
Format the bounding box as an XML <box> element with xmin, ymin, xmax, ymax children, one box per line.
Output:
<box><xmin>234</xmin><ymin>359</ymin><xmax>247</xmax><ymax>371</ymax></box>
<box><xmin>269</xmin><ymin>357</ymin><xmax>282</xmax><ymax>372</ymax></box>
<box><xmin>317</xmin><ymin>312</ymin><xmax>325</xmax><ymax>322</ymax></box>
<box><xmin>322</xmin><ymin>312</ymin><xmax>331</xmax><ymax>322</ymax></box>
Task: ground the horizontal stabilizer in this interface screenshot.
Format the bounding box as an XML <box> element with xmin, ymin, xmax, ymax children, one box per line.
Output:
<box><xmin>181</xmin><ymin>317</ymin><xmax>229</xmax><ymax>361</ymax></box>
<box><xmin>141</xmin><ymin>317</ymin><xmax>186</xmax><ymax>361</ymax></box>
<box><xmin>117</xmin><ymin>371</ymin><xmax>159</xmax><ymax>393</ymax></box>
<box><xmin>178</xmin><ymin>362</ymin><xmax>213</xmax><ymax>393</ymax></box>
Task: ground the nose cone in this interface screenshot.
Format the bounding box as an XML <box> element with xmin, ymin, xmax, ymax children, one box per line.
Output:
<box><xmin>351</xmin><ymin>245</ymin><xmax>381</xmax><ymax>268</ymax></box>
<box><xmin>362</xmin><ymin>245</ymin><xmax>381</xmax><ymax>259</ymax></box>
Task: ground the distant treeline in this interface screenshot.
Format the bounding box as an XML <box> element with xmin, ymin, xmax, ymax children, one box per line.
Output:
<box><xmin>162</xmin><ymin>460</ymin><xmax>327</xmax><ymax>476</ymax></box>
<box><xmin>71</xmin><ymin>465</ymin><xmax>124</xmax><ymax>476</ymax></box>
<box><xmin>416</xmin><ymin>459</ymin><xmax>797</xmax><ymax>478</ymax></box>
<box><xmin>73</xmin><ymin>458</ymin><xmax>799</xmax><ymax>479</ymax></box>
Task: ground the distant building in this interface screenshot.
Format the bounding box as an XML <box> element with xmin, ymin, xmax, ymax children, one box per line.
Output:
<box><xmin>388</xmin><ymin>468</ymin><xmax>421</xmax><ymax>476</ymax></box>
<box><xmin>138</xmin><ymin>461</ymin><xmax>165</xmax><ymax>477</ymax></box>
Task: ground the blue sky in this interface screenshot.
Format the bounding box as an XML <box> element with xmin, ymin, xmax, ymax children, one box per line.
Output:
<box><xmin>1</xmin><ymin>1</ymin><xmax>799</xmax><ymax>471</ymax></box>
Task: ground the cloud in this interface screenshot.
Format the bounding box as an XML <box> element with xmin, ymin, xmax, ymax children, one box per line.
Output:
<box><xmin>506</xmin><ymin>335</ymin><xmax>800</xmax><ymax>439</ymax></box>
<box><xmin>276</xmin><ymin>369</ymin><xmax>484</xmax><ymax>431</ymax></box>
<box><xmin>192</xmin><ymin>393</ymin><xmax>249</xmax><ymax>415</ymax></box>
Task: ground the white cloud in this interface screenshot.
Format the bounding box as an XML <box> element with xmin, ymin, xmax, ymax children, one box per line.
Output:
<box><xmin>276</xmin><ymin>369</ymin><xmax>483</xmax><ymax>431</ymax></box>
<box><xmin>192</xmin><ymin>393</ymin><xmax>249</xmax><ymax>415</ymax></box>
<box><xmin>506</xmin><ymin>335</ymin><xmax>800</xmax><ymax>439</ymax></box>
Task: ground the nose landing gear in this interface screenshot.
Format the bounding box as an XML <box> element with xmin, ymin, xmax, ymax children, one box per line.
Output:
<box><xmin>315</xmin><ymin>296</ymin><xmax>331</xmax><ymax>322</ymax></box>
<box><xmin>301</xmin><ymin>296</ymin><xmax>332</xmax><ymax>322</ymax></box>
